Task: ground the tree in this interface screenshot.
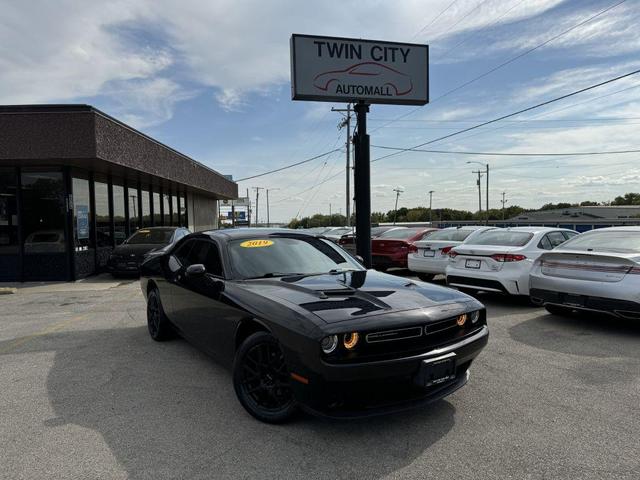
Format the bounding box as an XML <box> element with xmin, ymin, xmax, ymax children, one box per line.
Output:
<box><xmin>611</xmin><ymin>193</ymin><xmax>640</xmax><ymax>205</ymax></box>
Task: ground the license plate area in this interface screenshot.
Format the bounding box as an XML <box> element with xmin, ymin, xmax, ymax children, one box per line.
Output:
<box><xmin>414</xmin><ymin>353</ymin><xmax>456</xmax><ymax>387</ymax></box>
<box><xmin>562</xmin><ymin>293</ymin><xmax>585</xmax><ymax>307</ymax></box>
<box><xmin>465</xmin><ymin>259</ymin><xmax>481</xmax><ymax>269</ymax></box>
<box><xmin>423</xmin><ymin>249</ymin><xmax>436</xmax><ymax>257</ymax></box>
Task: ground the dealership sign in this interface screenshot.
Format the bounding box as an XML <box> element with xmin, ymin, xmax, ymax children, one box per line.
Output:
<box><xmin>290</xmin><ymin>34</ymin><xmax>428</xmax><ymax>105</ymax></box>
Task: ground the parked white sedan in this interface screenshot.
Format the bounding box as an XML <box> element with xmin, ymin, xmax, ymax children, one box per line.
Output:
<box><xmin>446</xmin><ymin>227</ymin><xmax>578</xmax><ymax>296</ymax></box>
<box><xmin>530</xmin><ymin>227</ymin><xmax>640</xmax><ymax>319</ymax></box>
<box><xmin>408</xmin><ymin>226</ymin><xmax>496</xmax><ymax>281</ymax></box>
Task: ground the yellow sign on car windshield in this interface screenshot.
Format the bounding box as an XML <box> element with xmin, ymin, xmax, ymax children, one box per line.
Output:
<box><xmin>240</xmin><ymin>239</ymin><xmax>274</xmax><ymax>248</ymax></box>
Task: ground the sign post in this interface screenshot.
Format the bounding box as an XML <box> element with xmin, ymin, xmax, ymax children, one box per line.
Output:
<box><xmin>291</xmin><ymin>34</ymin><xmax>428</xmax><ymax>267</ymax></box>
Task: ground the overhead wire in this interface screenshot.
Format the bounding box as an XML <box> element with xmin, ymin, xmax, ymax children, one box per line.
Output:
<box><xmin>370</xmin><ymin>0</ymin><xmax>628</xmax><ymax>134</ymax></box>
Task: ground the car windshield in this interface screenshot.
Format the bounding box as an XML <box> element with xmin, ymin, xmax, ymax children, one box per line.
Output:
<box><xmin>556</xmin><ymin>231</ymin><xmax>640</xmax><ymax>253</ymax></box>
<box><xmin>425</xmin><ymin>229</ymin><xmax>473</xmax><ymax>242</ymax></box>
<box><xmin>127</xmin><ymin>229</ymin><xmax>175</xmax><ymax>245</ymax></box>
<box><xmin>377</xmin><ymin>228</ymin><xmax>421</xmax><ymax>239</ymax></box>
<box><xmin>472</xmin><ymin>230</ymin><xmax>533</xmax><ymax>247</ymax></box>
<box><xmin>229</xmin><ymin>236</ymin><xmax>363</xmax><ymax>279</ymax></box>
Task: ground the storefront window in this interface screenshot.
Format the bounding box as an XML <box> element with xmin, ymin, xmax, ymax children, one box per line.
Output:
<box><xmin>21</xmin><ymin>170</ymin><xmax>68</xmax><ymax>280</ymax></box>
<box><xmin>152</xmin><ymin>190</ymin><xmax>161</xmax><ymax>226</ymax></box>
<box><xmin>172</xmin><ymin>193</ymin><xmax>179</xmax><ymax>226</ymax></box>
<box><xmin>163</xmin><ymin>192</ymin><xmax>171</xmax><ymax>226</ymax></box>
<box><xmin>113</xmin><ymin>182</ymin><xmax>126</xmax><ymax>245</ymax></box>
<box><xmin>128</xmin><ymin>183</ymin><xmax>139</xmax><ymax>232</ymax></box>
<box><xmin>95</xmin><ymin>179</ymin><xmax>111</xmax><ymax>247</ymax></box>
<box><xmin>181</xmin><ymin>192</ymin><xmax>187</xmax><ymax>227</ymax></box>
<box><xmin>141</xmin><ymin>188</ymin><xmax>151</xmax><ymax>227</ymax></box>
<box><xmin>0</xmin><ymin>169</ymin><xmax>19</xmax><ymax>280</ymax></box>
<box><xmin>72</xmin><ymin>177</ymin><xmax>92</xmax><ymax>248</ymax></box>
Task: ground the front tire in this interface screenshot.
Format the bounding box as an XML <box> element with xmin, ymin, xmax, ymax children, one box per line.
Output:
<box><xmin>233</xmin><ymin>332</ymin><xmax>297</xmax><ymax>423</ymax></box>
<box><xmin>544</xmin><ymin>304</ymin><xmax>573</xmax><ymax>316</ymax></box>
<box><xmin>146</xmin><ymin>289</ymin><xmax>174</xmax><ymax>341</ymax></box>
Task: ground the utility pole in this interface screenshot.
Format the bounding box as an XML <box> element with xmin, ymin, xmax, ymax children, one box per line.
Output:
<box><xmin>246</xmin><ymin>188</ymin><xmax>251</xmax><ymax>228</ymax></box>
<box><xmin>329</xmin><ymin>203</ymin><xmax>332</xmax><ymax>223</ymax></box>
<box><xmin>332</xmin><ymin>104</ymin><xmax>352</xmax><ymax>226</ymax></box>
<box><xmin>392</xmin><ymin>187</ymin><xmax>403</xmax><ymax>225</ymax></box>
<box><xmin>428</xmin><ymin>190</ymin><xmax>434</xmax><ymax>224</ymax></box>
<box><xmin>501</xmin><ymin>191</ymin><xmax>508</xmax><ymax>220</ymax></box>
<box><xmin>485</xmin><ymin>163</ymin><xmax>489</xmax><ymax>226</ymax></box>
<box><xmin>265</xmin><ymin>188</ymin><xmax>279</xmax><ymax>227</ymax></box>
<box><xmin>252</xmin><ymin>187</ymin><xmax>263</xmax><ymax>226</ymax></box>
<box><xmin>473</xmin><ymin>171</ymin><xmax>483</xmax><ymax>219</ymax></box>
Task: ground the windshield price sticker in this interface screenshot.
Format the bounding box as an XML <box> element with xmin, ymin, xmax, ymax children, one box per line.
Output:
<box><xmin>240</xmin><ymin>240</ymin><xmax>274</xmax><ymax>248</ymax></box>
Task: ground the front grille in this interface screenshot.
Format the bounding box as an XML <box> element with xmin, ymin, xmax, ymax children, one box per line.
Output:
<box><xmin>328</xmin><ymin>312</ymin><xmax>486</xmax><ymax>364</ymax></box>
<box><xmin>366</xmin><ymin>326</ymin><xmax>423</xmax><ymax>343</ymax></box>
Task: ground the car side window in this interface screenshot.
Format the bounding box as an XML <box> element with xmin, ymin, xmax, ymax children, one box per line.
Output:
<box><xmin>173</xmin><ymin>239</ymin><xmax>195</xmax><ymax>266</ymax></box>
<box><xmin>548</xmin><ymin>231</ymin><xmax>568</xmax><ymax>248</ymax></box>
<box><xmin>538</xmin><ymin>235</ymin><xmax>553</xmax><ymax>250</ymax></box>
<box><xmin>563</xmin><ymin>231</ymin><xmax>578</xmax><ymax>240</ymax></box>
<box><xmin>187</xmin><ymin>240</ymin><xmax>224</xmax><ymax>277</ymax></box>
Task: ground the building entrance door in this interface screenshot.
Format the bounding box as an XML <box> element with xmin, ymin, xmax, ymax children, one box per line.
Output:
<box><xmin>21</xmin><ymin>170</ymin><xmax>69</xmax><ymax>281</ymax></box>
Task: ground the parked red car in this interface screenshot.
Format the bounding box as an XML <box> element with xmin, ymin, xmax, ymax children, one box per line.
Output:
<box><xmin>371</xmin><ymin>227</ymin><xmax>438</xmax><ymax>270</ymax></box>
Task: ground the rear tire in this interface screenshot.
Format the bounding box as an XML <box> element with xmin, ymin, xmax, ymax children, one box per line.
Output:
<box><xmin>233</xmin><ymin>332</ymin><xmax>297</xmax><ymax>424</ymax></box>
<box><xmin>417</xmin><ymin>273</ymin><xmax>435</xmax><ymax>282</ymax></box>
<box><xmin>146</xmin><ymin>289</ymin><xmax>174</xmax><ymax>341</ymax></box>
<box><xmin>544</xmin><ymin>304</ymin><xmax>573</xmax><ymax>316</ymax></box>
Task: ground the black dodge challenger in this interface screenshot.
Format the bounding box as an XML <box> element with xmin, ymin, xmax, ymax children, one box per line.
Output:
<box><xmin>140</xmin><ymin>229</ymin><xmax>488</xmax><ymax>423</ymax></box>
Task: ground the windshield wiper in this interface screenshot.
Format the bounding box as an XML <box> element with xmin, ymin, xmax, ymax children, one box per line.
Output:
<box><xmin>245</xmin><ymin>272</ymin><xmax>305</xmax><ymax>279</ymax></box>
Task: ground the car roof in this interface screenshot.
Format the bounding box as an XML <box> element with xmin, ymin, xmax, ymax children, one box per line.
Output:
<box><xmin>201</xmin><ymin>228</ymin><xmax>310</xmax><ymax>241</ymax></box>
<box><xmin>501</xmin><ymin>226</ymin><xmax>574</xmax><ymax>233</ymax></box>
<box><xmin>580</xmin><ymin>226</ymin><xmax>640</xmax><ymax>232</ymax></box>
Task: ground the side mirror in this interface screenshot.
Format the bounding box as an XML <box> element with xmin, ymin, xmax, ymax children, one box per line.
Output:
<box><xmin>185</xmin><ymin>263</ymin><xmax>206</xmax><ymax>277</ymax></box>
<box><xmin>355</xmin><ymin>255</ymin><xmax>364</xmax><ymax>264</ymax></box>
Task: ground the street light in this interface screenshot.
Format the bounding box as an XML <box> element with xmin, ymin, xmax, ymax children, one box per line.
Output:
<box><xmin>467</xmin><ymin>161</ymin><xmax>489</xmax><ymax>225</ymax></box>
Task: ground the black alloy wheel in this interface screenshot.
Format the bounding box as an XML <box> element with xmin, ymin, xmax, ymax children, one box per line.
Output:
<box><xmin>146</xmin><ymin>289</ymin><xmax>173</xmax><ymax>341</ymax></box>
<box><xmin>233</xmin><ymin>332</ymin><xmax>297</xmax><ymax>423</ymax></box>
<box><xmin>417</xmin><ymin>273</ymin><xmax>435</xmax><ymax>282</ymax></box>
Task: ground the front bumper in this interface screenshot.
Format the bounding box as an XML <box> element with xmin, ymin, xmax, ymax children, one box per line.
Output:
<box><xmin>107</xmin><ymin>258</ymin><xmax>141</xmax><ymax>274</ymax></box>
<box><xmin>291</xmin><ymin>325</ymin><xmax>489</xmax><ymax>418</ymax></box>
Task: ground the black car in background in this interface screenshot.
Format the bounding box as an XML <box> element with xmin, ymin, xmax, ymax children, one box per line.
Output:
<box><xmin>140</xmin><ymin>229</ymin><xmax>488</xmax><ymax>423</ymax></box>
<box><xmin>108</xmin><ymin>227</ymin><xmax>190</xmax><ymax>276</ymax></box>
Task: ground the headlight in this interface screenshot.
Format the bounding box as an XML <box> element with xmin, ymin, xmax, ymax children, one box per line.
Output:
<box><xmin>321</xmin><ymin>335</ymin><xmax>338</xmax><ymax>354</ymax></box>
<box><xmin>343</xmin><ymin>332</ymin><xmax>359</xmax><ymax>350</ymax></box>
<box><xmin>469</xmin><ymin>310</ymin><xmax>480</xmax><ymax>324</ymax></box>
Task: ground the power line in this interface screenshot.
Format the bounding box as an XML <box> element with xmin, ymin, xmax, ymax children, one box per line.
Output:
<box><xmin>371</xmin><ymin>67</ymin><xmax>640</xmax><ymax>165</ymax></box>
<box><xmin>410</xmin><ymin>0</ymin><xmax>461</xmax><ymax>41</ymax></box>
<box><xmin>235</xmin><ymin>148</ymin><xmax>342</xmax><ymax>182</ymax></box>
<box><xmin>370</xmin><ymin>145</ymin><xmax>640</xmax><ymax>156</ymax></box>
<box><xmin>370</xmin><ymin>0</ymin><xmax>627</xmax><ymax>133</ymax></box>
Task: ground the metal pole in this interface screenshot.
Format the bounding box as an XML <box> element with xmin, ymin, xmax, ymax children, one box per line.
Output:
<box><xmin>473</xmin><ymin>170</ymin><xmax>483</xmax><ymax>218</ymax></box>
<box><xmin>393</xmin><ymin>187</ymin><xmax>402</xmax><ymax>225</ymax></box>
<box><xmin>486</xmin><ymin>164</ymin><xmax>489</xmax><ymax>226</ymax></box>
<box><xmin>346</xmin><ymin>104</ymin><xmax>351</xmax><ymax>227</ymax></box>
<box><xmin>353</xmin><ymin>101</ymin><xmax>371</xmax><ymax>267</ymax></box>
<box><xmin>266</xmin><ymin>190</ymin><xmax>270</xmax><ymax>227</ymax></box>
<box><xmin>428</xmin><ymin>190</ymin><xmax>434</xmax><ymax>224</ymax></box>
<box><xmin>253</xmin><ymin>187</ymin><xmax>263</xmax><ymax>226</ymax></box>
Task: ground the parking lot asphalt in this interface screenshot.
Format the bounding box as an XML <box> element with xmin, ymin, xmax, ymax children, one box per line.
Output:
<box><xmin>1</xmin><ymin>273</ymin><xmax>639</xmax><ymax>480</ymax></box>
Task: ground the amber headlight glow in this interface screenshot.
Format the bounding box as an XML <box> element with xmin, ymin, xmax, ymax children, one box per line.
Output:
<box><xmin>343</xmin><ymin>332</ymin><xmax>359</xmax><ymax>350</ymax></box>
<box><xmin>456</xmin><ymin>314</ymin><xmax>468</xmax><ymax>326</ymax></box>
<box><xmin>321</xmin><ymin>335</ymin><xmax>338</xmax><ymax>354</ymax></box>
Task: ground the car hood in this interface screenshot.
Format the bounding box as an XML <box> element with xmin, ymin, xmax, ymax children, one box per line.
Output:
<box><xmin>238</xmin><ymin>270</ymin><xmax>476</xmax><ymax>324</ymax></box>
<box><xmin>112</xmin><ymin>243</ymin><xmax>166</xmax><ymax>256</ymax></box>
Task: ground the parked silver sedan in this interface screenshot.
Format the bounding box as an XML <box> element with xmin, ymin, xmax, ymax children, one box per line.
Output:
<box><xmin>530</xmin><ymin>227</ymin><xmax>640</xmax><ymax>319</ymax></box>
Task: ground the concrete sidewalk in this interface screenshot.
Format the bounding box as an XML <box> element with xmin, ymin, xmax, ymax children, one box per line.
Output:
<box><xmin>0</xmin><ymin>273</ymin><xmax>137</xmax><ymax>295</ymax></box>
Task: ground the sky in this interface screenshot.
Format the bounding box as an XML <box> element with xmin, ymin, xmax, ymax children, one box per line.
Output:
<box><xmin>1</xmin><ymin>0</ymin><xmax>639</xmax><ymax>222</ymax></box>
